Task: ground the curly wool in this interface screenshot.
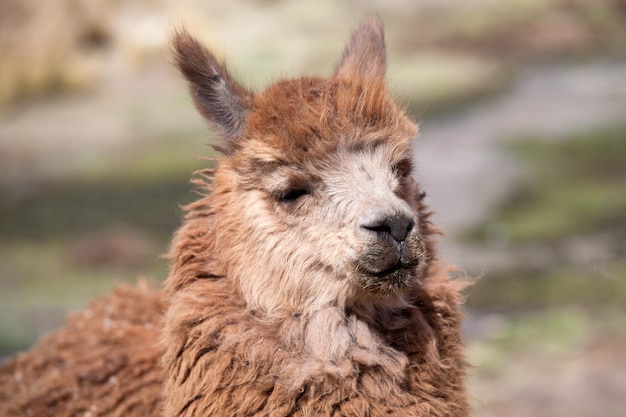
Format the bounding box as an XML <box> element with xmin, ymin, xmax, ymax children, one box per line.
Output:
<box><xmin>160</xmin><ymin>173</ymin><xmax>470</xmax><ymax>416</ymax></box>
<box><xmin>0</xmin><ymin>284</ymin><xmax>163</xmax><ymax>417</ymax></box>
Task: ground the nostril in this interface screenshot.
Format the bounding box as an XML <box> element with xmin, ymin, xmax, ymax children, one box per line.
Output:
<box><xmin>404</xmin><ymin>219</ymin><xmax>415</xmax><ymax>238</ymax></box>
<box><xmin>360</xmin><ymin>214</ymin><xmax>414</xmax><ymax>242</ymax></box>
<box><xmin>393</xmin><ymin>218</ymin><xmax>414</xmax><ymax>242</ymax></box>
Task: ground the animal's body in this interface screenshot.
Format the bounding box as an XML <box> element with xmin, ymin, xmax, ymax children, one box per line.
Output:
<box><xmin>0</xmin><ymin>18</ymin><xmax>469</xmax><ymax>416</ymax></box>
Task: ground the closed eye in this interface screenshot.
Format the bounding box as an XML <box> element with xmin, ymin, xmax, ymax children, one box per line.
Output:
<box><xmin>393</xmin><ymin>158</ymin><xmax>414</xmax><ymax>178</ymax></box>
<box><xmin>278</xmin><ymin>188</ymin><xmax>310</xmax><ymax>202</ymax></box>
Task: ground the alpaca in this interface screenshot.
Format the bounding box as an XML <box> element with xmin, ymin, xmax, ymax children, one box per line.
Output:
<box><xmin>0</xmin><ymin>18</ymin><xmax>469</xmax><ymax>417</ymax></box>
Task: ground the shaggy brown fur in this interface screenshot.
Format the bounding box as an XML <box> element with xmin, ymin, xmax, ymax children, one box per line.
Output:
<box><xmin>0</xmin><ymin>18</ymin><xmax>469</xmax><ymax>417</ymax></box>
<box><xmin>0</xmin><ymin>284</ymin><xmax>163</xmax><ymax>416</ymax></box>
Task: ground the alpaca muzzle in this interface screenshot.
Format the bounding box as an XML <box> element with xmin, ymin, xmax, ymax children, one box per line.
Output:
<box><xmin>354</xmin><ymin>217</ymin><xmax>426</xmax><ymax>295</ymax></box>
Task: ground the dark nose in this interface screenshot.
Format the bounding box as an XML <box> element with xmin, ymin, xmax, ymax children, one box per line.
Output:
<box><xmin>359</xmin><ymin>212</ymin><xmax>415</xmax><ymax>243</ymax></box>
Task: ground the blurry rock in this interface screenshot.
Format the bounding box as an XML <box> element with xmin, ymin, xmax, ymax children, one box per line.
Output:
<box><xmin>0</xmin><ymin>0</ymin><xmax>115</xmax><ymax>106</ymax></box>
<box><xmin>67</xmin><ymin>226</ymin><xmax>152</xmax><ymax>269</ymax></box>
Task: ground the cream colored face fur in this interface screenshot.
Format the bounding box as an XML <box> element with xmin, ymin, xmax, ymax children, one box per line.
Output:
<box><xmin>171</xmin><ymin>20</ymin><xmax>426</xmax><ymax>318</ymax></box>
<box><xmin>217</xmin><ymin>140</ymin><xmax>425</xmax><ymax>315</ymax></box>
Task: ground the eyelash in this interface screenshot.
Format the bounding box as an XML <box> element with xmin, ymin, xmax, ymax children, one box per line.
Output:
<box><xmin>277</xmin><ymin>188</ymin><xmax>310</xmax><ymax>202</ymax></box>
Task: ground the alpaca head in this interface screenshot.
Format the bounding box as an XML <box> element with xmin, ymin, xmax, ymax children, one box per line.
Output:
<box><xmin>172</xmin><ymin>18</ymin><xmax>427</xmax><ymax>314</ymax></box>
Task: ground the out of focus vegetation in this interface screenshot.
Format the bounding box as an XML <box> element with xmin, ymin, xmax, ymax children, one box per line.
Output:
<box><xmin>0</xmin><ymin>141</ymin><xmax>211</xmax><ymax>351</ymax></box>
<box><xmin>465</xmin><ymin>125</ymin><xmax>626</xmax><ymax>417</ymax></box>
<box><xmin>468</xmin><ymin>125</ymin><xmax>626</xmax><ymax>311</ymax></box>
<box><xmin>0</xmin><ymin>0</ymin><xmax>114</xmax><ymax>105</ymax></box>
<box><xmin>2</xmin><ymin>0</ymin><xmax>626</xmax><ymax>108</ymax></box>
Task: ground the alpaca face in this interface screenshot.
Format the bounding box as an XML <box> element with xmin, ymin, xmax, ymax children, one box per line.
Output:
<box><xmin>228</xmin><ymin>128</ymin><xmax>426</xmax><ymax>302</ymax></box>
<box><xmin>173</xmin><ymin>19</ymin><xmax>426</xmax><ymax>312</ymax></box>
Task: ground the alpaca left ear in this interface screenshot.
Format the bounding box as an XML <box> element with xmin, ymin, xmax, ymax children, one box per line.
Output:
<box><xmin>335</xmin><ymin>17</ymin><xmax>386</xmax><ymax>80</ymax></box>
<box><xmin>172</xmin><ymin>29</ymin><xmax>253</xmax><ymax>153</ymax></box>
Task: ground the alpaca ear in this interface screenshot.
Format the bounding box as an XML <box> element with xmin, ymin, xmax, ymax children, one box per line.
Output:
<box><xmin>172</xmin><ymin>29</ymin><xmax>252</xmax><ymax>152</ymax></box>
<box><xmin>335</xmin><ymin>17</ymin><xmax>386</xmax><ymax>79</ymax></box>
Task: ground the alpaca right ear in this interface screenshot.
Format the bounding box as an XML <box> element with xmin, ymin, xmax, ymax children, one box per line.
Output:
<box><xmin>334</xmin><ymin>17</ymin><xmax>386</xmax><ymax>80</ymax></box>
<box><xmin>172</xmin><ymin>30</ymin><xmax>252</xmax><ymax>152</ymax></box>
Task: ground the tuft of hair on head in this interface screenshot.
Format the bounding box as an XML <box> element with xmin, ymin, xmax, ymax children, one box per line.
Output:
<box><xmin>171</xmin><ymin>18</ymin><xmax>389</xmax><ymax>154</ymax></box>
<box><xmin>171</xmin><ymin>28</ymin><xmax>254</xmax><ymax>154</ymax></box>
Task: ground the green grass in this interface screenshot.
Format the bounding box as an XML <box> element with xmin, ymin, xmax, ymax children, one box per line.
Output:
<box><xmin>470</xmin><ymin>125</ymin><xmax>626</xmax><ymax>245</ymax></box>
<box><xmin>75</xmin><ymin>129</ymin><xmax>216</xmax><ymax>183</ymax></box>
<box><xmin>0</xmin><ymin>139</ymin><xmax>215</xmax><ymax>241</ymax></box>
<box><xmin>467</xmin><ymin>258</ymin><xmax>626</xmax><ymax>312</ymax></box>
<box><xmin>467</xmin><ymin>125</ymin><xmax>626</xmax><ymax>313</ymax></box>
<box><xmin>0</xmin><ymin>135</ymin><xmax>213</xmax><ymax>354</ymax></box>
<box><xmin>0</xmin><ymin>239</ymin><xmax>166</xmax><ymax>354</ymax></box>
<box><xmin>0</xmin><ymin>176</ymin><xmax>189</xmax><ymax>240</ymax></box>
<box><xmin>467</xmin><ymin>308</ymin><xmax>592</xmax><ymax>377</ymax></box>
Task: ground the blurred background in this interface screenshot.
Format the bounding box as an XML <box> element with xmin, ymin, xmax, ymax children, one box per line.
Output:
<box><xmin>1</xmin><ymin>0</ymin><xmax>625</xmax><ymax>415</ymax></box>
